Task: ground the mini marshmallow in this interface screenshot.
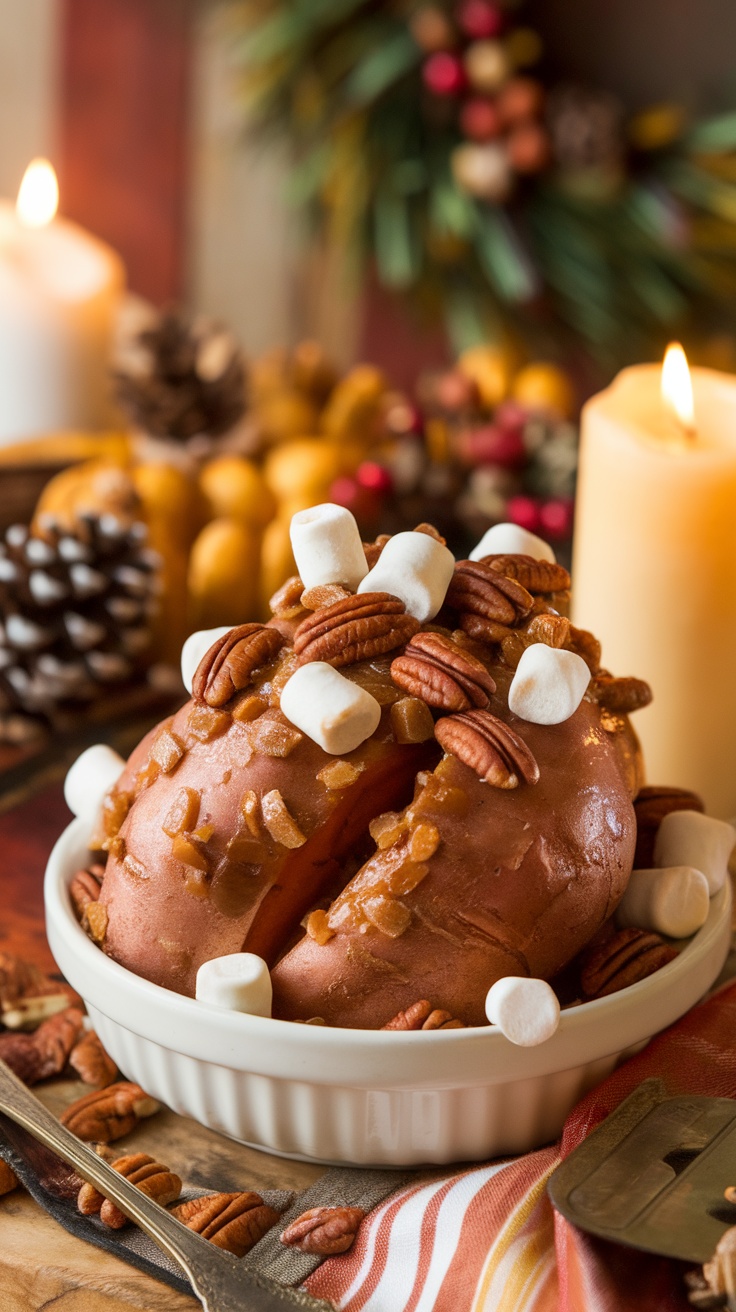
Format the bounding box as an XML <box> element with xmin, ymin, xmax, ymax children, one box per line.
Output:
<box><xmin>654</xmin><ymin>810</ymin><xmax>735</xmax><ymax>896</ymax></box>
<box><xmin>616</xmin><ymin>866</ymin><xmax>710</xmax><ymax>939</ymax></box>
<box><xmin>64</xmin><ymin>744</ymin><xmax>125</xmax><ymax>826</ymax></box>
<box><xmin>357</xmin><ymin>531</ymin><xmax>455</xmax><ymax>622</ymax></box>
<box><xmin>195</xmin><ymin>953</ymin><xmax>272</xmax><ymax>1017</ymax></box>
<box><xmin>469</xmin><ymin>522</ymin><xmax>556</xmax><ymax>564</ymax></box>
<box><xmin>290</xmin><ymin>504</ymin><xmax>368</xmax><ymax>591</ymax></box>
<box><xmin>485</xmin><ymin>976</ymin><xmax>560</xmax><ymax>1046</ymax></box>
<box><xmin>508</xmin><ymin>644</ymin><xmax>590</xmax><ymax>725</ymax></box>
<box><xmin>280</xmin><ymin>662</ymin><xmax>381</xmax><ymax>755</ymax></box>
<box><xmin>180</xmin><ymin>626</ymin><xmax>233</xmax><ymax>695</ymax></box>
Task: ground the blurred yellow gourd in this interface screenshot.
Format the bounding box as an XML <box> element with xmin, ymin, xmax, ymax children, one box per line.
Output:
<box><xmin>199</xmin><ymin>455</ymin><xmax>276</xmax><ymax>529</ymax></box>
<box><xmin>34</xmin><ymin>459</ymin><xmax>139</xmax><ymax>532</ymax></box>
<box><xmin>255</xmin><ymin>390</ymin><xmax>320</xmax><ymax>447</ymax></box>
<box><xmin>263</xmin><ymin>439</ymin><xmax>345</xmax><ymax>505</ymax></box>
<box><xmin>457</xmin><ymin>344</ymin><xmax>513</xmax><ymax>409</ymax></box>
<box><xmin>188</xmin><ymin>517</ymin><xmax>260</xmax><ymax>630</ymax></box>
<box><xmin>321</xmin><ymin>365</ymin><xmax>386</xmax><ymax>443</ymax></box>
<box><xmin>511</xmin><ymin>362</ymin><xmax>575</xmax><ymax>419</ymax></box>
<box><xmin>132</xmin><ymin>462</ymin><xmax>205</xmax><ymax>549</ymax></box>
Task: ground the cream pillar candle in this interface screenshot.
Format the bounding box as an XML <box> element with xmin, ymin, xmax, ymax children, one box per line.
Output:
<box><xmin>572</xmin><ymin>351</ymin><xmax>736</xmax><ymax>818</ymax></box>
<box><xmin>0</xmin><ymin>159</ymin><xmax>125</xmax><ymax>445</ymax></box>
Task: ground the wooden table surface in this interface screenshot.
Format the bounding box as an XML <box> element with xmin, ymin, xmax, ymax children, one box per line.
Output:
<box><xmin>0</xmin><ymin>784</ymin><xmax>323</xmax><ymax>1312</ymax></box>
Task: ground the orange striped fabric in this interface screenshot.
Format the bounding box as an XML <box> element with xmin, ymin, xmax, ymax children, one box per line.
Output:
<box><xmin>306</xmin><ymin>980</ymin><xmax>736</xmax><ymax>1311</ymax></box>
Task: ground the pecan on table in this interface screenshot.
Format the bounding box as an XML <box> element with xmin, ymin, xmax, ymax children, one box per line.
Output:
<box><xmin>69</xmin><ymin>865</ymin><xmax>105</xmax><ymax>924</ymax></box>
<box><xmin>293</xmin><ymin>592</ymin><xmax>420</xmax><ymax>668</ymax></box>
<box><xmin>69</xmin><ymin>1030</ymin><xmax>118</xmax><ymax>1089</ymax></box>
<box><xmin>78</xmin><ymin>1152</ymin><xmax>181</xmax><ymax>1228</ymax></box>
<box><xmin>61</xmin><ymin>1081</ymin><xmax>160</xmax><ymax>1142</ymax></box>
<box><xmin>588</xmin><ymin>674</ymin><xmax>653</xmax><ymax>715</ymax></box>
<box><xmin>634</xmin><ymin>785</ymin><xmax>705</xmax><ymax>868</ymax></box>
<box><xmin>172</xmin><ymin>1191</ymin><xmax>281</xmax><ymax>1257</ymax></box>
<box><xmin>0</xmin><ymin>1161</ymin><xmax>18</xmax><ymax>1196</ymax></box>
<box><xmin>580</xmin><ymin>927</ymin><xmax>678</xmax><ymax>1000</ymax></box>
<box><xmin>382</xmin><ymin>999</ymin><xmax>465</xmax><ymax>1030</ymax></box>
<box><xmin>435</xmin><ymin>709</ymin><xmax>539</xmax><ymax>789</ymax></box>
<box><xmin>192</xmin><ymin>624</ymin><xmax>285</xmax><ymax>708</ymax></box>
<box><xmin>483</xmin><ymin>554</ymin><xmax>571</xmax><ymax>596</ymax></box>
<box><xmin>0</xmin><ymin>1006</ymin><xmax>84</xmax><ymax>1085</ymax></box>
<box><xmin>0</xmin><ymin>950</ymin><xmax>74</xmax><ymax>1030</ymax></box>
<box><xmin>447</xmin><ymin>561</ymin><xmax>533</xmax><ymax>643</ymax></box>
<box><xmin>281</xmin><ymin>1205</ymin><xmax>366</xmax><ymax>1255</ymax></box>
<box><xmin>390</xmin><ymin>632</ymin><xmax>496</xmax><ymax>712</ymax></box>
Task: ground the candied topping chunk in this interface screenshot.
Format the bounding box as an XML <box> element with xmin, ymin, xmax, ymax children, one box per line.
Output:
<box><xmin>409</xmin><ymin>822</ymin><xmax>440</xmax><ymax>862</ymax></box>
<box><xmin>247</xmin><ymin>718</ymin><xmax>302</xmax><ymax>758</ymax></box>
<box><xmin>162</xmin><ymin>787</ymin><xmax>201</xmax><ymax>838</ymax></box>
<box><xmin>304</xmin><ymin>910</ymin><xmax>335</xmax><ymax>945</ymax></box>
<box><xmin>317</xmin><ymin>759</ymin><xmax>365</xmax><ymax>790</ymax></box>
<box><xmin>150</xmin><ymin>727</ymin><xmax>186</xmax><ymax>773</ymax></box>
<box><xmin>232</xmin><ymin>693</ymin><xmax>268</xmax><ymax>723</ymax></box>
<box><xmin>369</xmin><ymin>811</ymin><xmax>407</xmax><ymax>850</ymax></box>
<box><xmin>362</xmin><ymin>895</ymin><xmax>411</xmax><ymax>938</ymax></box>
<box><xmin>240</xmin><ymin>789</ymin><xmax>261</xmax><ymax>837</ymax></box>
<box><xmin>171</xmin><ymin>835</ymin><xmax>209</xmax><ymax>872</ymax></box>
<box><xmin>390</xmin><ymin>696</ymin><xmax>435</xmax><ymax>744</ymax></box>
<box><xmin>186</xmin><ymin>705</ymin><xmax>231</xmax><ymax>743</ymax></box>
<box><xmin>261</xmin><ymin>790</ymin><xmax>306</xmax><ymax>849</ymax></box>
<box><xmin>86</xmin><ymin>902</ymin><xmax>108</xmax><ymax>945</ymax></box>
<box><xmin>122</xmin><ymin>854</ymin><xmax>147</xmax><ymax>881</ymax></box>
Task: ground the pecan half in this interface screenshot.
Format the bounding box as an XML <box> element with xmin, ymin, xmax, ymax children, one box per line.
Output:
<box><xmin>362</xmin><ymin>534</ymin><xmax>390</xmax><ymax>568</ymax></box>
<box><xmin>484</xmin><ymin>554</ymin><xmax>571</xmax><ymax>595</ymax></box>
<box><xmin>0</xmin><ymin>1006</ymin><xmax>85</xmax><ymax>1085</ymax></box>
<box><xmin>192</xmin><ymin>624</ymin><xmax>284</xmax><ymax>708</ymax></box>
<box><xmin>413</xmin><ymin>522</ymin><xmax>446</xmax><ymax>544</ymax></box>
<box><xmin>390</xmin><ymin>632</ymin><xmax>496</xmax><ymax>712</ymax></box>
<box><xmin>0</xmin><ymin>951</ymin><xmax>73</xmax><ymax>1031</ymax></box>
<box><xmin>293</xmin><ymin>592</ymin><xmax>419</xmax><ymax>668</ymax></box>
<box><xmin>171</xmin><ymin>1191</ymin><xmax>281</xmax><ymax>1257</ymax></box>
<box><xmin>78</xmin><ymin>1153</ymin><xmax>181</xmax><ymax>1229</ymax></box>
<box><xmin>588</xmin><ymin>674</ymin><xmax>652</xmax><ymax>714</ymax></box>
<box><xmin>0</xmin><ymin>1160</ymin><xmax>18</xmax><ymax>1197</ymax></box>
<box><xmin>281</xmin><ymin>1205</ymin><xmax>366</xmax><ymax>1255</ymax></box>
<box><xmin>300</xmin><ymin>583</ymin><xmax>352</xmax><ymax>610</ymax></box>
<box><xmin>435</xmin><ymin>709</ymin><xmax>539</xmax><ymax>789</ymax></box>
<box><xmin>61</xmin><ymin>1081</ymin><xmax>160</xmax><ymax>1142</ymax></box>
<box><xmin>568</xmin><ymin>625</ymin><xmax>601</xmax><ymax>674</ymax></box>
<box><xmin>634</xmin><ymin>785</ymin><xmax>705</xmax><ymax>868</ymax></box>
<box><xmin>447</xmin><ymin>560</ymin><xmax>533</xmax><ymax>629</ymax></box>
<box><xmin>382</xmin><ymin>999</ymin><xmax>465</xmax><ymax>1030</ymax></box>
<box><xmin>69</xmin><ymin>1030</ymin><xmax>118</xmax><ymax>1089</ymax></box>
<box><xmin>69</xmin><ymin>865</ymin><xmax>104</xmax><ymax>923</ymax></box>
<box><xmin>580</xmin><ymin>928</ymin><xmax>678</xmax><ymax>1000</ymax></box>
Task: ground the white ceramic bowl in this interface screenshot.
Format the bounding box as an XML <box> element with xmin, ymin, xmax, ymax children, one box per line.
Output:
<box><xmin>46</xmin><ymin>817</ymin><xmax>732</xmax><ymax>1166</ymax></box>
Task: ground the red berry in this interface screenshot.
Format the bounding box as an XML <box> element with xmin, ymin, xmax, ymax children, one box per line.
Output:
<box><xmin>423</xmin><ymin>51</ymin><xmax>466</xmax><ymax>97</ymax></box>
<box><xmin>507</xmin><ymin>494</ymin><xmax>541</xmax><ymax>533</ymax></box>
<box><xmin>460</xmin><ymin>424</ymin><xmax>526</xmax><ymax>470</ymax></box>
<box><xmin>356</xmin><ymin>461</ymin><xmax>393</xmax><ymax>496</ymax></box>
<box><xmin>457</xmin><ymin>0</ymin><xmax>504</xmax><ymax>41</ymax></box>
<box><xmin>459</xmin><ymin>97</ymin><xmax>501</xmax><ymax>142</ymax></box>
<box><xmin>539</xmin><ymin>498</ymin><xmax>574</xmax><ymax>541</ymax></box>
<box><xmin>330</xmin><ymin>476</ymin><xmax>379</xmax><ymax>522</ymax></box>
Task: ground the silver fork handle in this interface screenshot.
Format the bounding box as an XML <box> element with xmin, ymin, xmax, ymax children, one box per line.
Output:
<box><xmin>0</xmin><ymin>1058</ymin><xmax>325</xmax><ymax>1312</ymax></box>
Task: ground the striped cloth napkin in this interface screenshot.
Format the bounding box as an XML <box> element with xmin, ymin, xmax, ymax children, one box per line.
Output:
<box><xmin>305</xmin><ymin>980</ymin><xmax>736</xmax><ymax>1312</ymax></box>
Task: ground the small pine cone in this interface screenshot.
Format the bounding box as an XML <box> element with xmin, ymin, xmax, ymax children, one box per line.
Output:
<box><xmin>77</xmin><ymin>1152</ymin><xmax>181</xmax><ymax>1229</ymax></box>
<box><xmin>0</xmin><ymin>517</ymin><xmax>160</xmax><ymax>737</ymax></box>
<box><xmin>281</xmin><ymin>1205</ymin><xmax>366</xmax><ymax>1255</ymax></box>
<box><xmin>171</xmin><ymin>1191</ymin><xmax>281</xmax><ymax>1258</ymax></box>
<box><xmin>114</xmin><ymin>308</ymin><xmax>246</xmax><ymax>440</ymax></box>
<box><xmin>382</xmin><ymin>1000</ymin><xmax>465</xmax><ymax>1030</ymax></box>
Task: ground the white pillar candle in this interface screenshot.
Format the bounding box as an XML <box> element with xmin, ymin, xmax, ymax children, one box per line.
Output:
<box><xmin>572</xmin><ymin>349</ymin><xmax>736</xmax><ymax>818</ymax></box>
<box><xmin>0</xmin><ymin>160</ymin><xmax>125</xmax><ymax>445</ymax></box>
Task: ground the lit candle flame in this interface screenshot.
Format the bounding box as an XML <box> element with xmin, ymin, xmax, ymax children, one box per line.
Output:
<box><xmin>661</xmin><ymin>342</ymin><xmax>695</xmax><ymax>434</ymax></box>
<box><xmin>16</xmin><ymin>159</ymin><xmax>59</xmax><ymax>228</ymax></box>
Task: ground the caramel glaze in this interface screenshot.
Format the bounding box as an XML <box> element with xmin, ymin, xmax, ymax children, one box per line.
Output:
<box><xmin>97</xmin><ymin>652</ymin><xmax>437</xmax><ymax>996</ymax></box>
<box><xmin>271</xmin><ymin>671</ymin><xmax>639</xmax><ymax>1028</ymax></box>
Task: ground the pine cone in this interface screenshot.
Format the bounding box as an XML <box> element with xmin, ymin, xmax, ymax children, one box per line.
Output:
<box><xmin>0</xmin><ymin>515</ymin><xmax>159</xmax><ymax>740</ymax></box>
<box><xmin>114</xmin><ymin>308</ymin><xmax>246</xmax><ymax>441</ymax></box>
<box><xmin>547</xmin><ymin>85</ymin><xmax>624</xmax><ymax>174</ymax></box>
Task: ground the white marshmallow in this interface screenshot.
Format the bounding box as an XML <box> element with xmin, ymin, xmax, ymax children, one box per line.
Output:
<box><xmin>485</xmin><ymin>977</ymin><xmax>560</xmax><ymax>1046</ymax></box>
<box><xmin>654</xmin><ymin>810</ymin><xmax>735</xmax><ymax>896</ymax></box>
<box><xmin>195</xmin><ymin>954</ymin><xmax>272</xmax><ymax>1017</ymax></box>
<box><xmin>616</xmin><ymin>866</ymin><xmax>710</xmax><ymax>939</ymax></box>
<box><xmin>469</xmin><ymin>522</ymin><xmax>556</xmax><ymax>564</ymax></box>
<box><xmin>357</xmin><ymin>531</ymin><xmax>455</xmax><ymax>622</ymax></box>
<box><xmin>290</xmin><ymin>504</ymin><xmax>368</xmax><ymax>591</ymax></box>
<box><xmin>508</xmin><ymin>644</ymin><xmax>590</xmax><ymax>725</ymax></box>
<box><xmin>280</xmin><ymin>662</ymin><xmax>381</xmax><ymax>755</ymax></box>
<box><xmin>64</xmin><ymin>744</ymin><xmax>125</xmax><ymax>827</ymax></box>
<box><xmin>180</xmin><ymin>626</ymin><xmax>233</xmax><ymax>695</ymax></box>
